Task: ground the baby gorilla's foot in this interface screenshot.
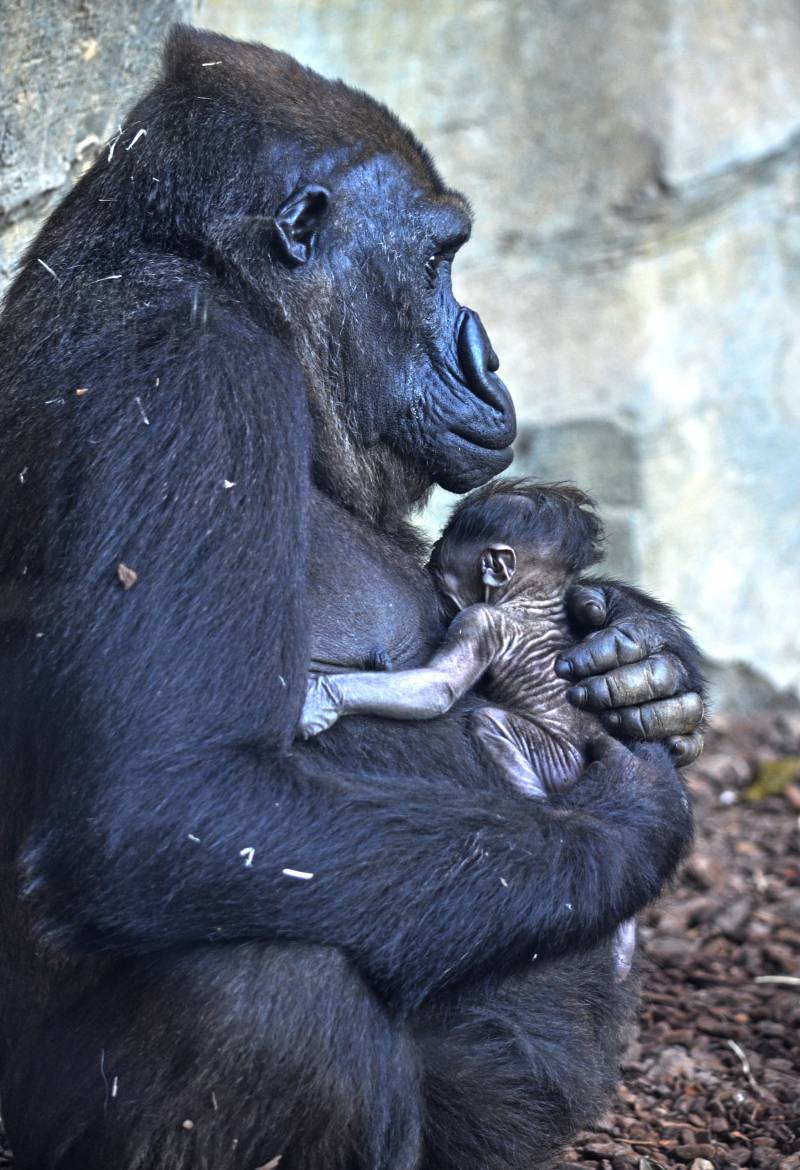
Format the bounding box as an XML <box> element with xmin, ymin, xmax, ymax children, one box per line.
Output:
<box><xmin>470</xmin><ymin>707</ymin><xmax>549</xmax><ymax>799</ymax></box>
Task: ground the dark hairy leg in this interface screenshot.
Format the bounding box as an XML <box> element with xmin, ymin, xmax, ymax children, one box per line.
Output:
<box><xmin>415</xmin><ymin>942</ymin><xmax>637</xmax><ymax>1170</ymax></box>
<box><xmin>1</xmin><ymin>944</ymin><xmax>422</xmax><ymax>1170</ymax></box>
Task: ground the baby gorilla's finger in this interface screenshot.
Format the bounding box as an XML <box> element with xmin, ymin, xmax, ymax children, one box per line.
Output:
<box><xmin>667</xmin><ymin>731</ymin><xmax>705</xmax><ymax>766</ymax></box>
<box><xmin>565</xmin><ymin>583</ymin><xmax>608</xmax><ymax>632</ymax></box>
<box><xmin>568</xmin><ymin>652</ymin><xmax>690</xmax><ymax>710</ymax></box>
<box><xmin>599</xmin><ymin>693</ymin><xmax>704</xmax><ymax>740</ymax></box>
<box><xmin>555</xmin><ymin>624</ymin><xmax>646</xmax><ymax>682</ymax></box>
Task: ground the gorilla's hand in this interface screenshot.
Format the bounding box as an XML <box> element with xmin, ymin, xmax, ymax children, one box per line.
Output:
<box><xmin>557</xmin><ymin>581</ymin><xmax>706</xmax><ymax>766</ymax></box>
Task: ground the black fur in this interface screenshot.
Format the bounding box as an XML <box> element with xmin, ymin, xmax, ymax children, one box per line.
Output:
<box><xmin>0</xmin><ymin>25</ymin><xmax>696</xmax><ymax>1170</ymax></box>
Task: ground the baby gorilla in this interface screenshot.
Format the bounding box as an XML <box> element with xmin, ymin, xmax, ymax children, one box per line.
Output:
<box><xmin>302</xmin><ymin>479</ymin><xmax>604</xmax><ymax>789</ymax></box>
<box><xmin>300</xmin><ymin>479</ymin><xmax>637</xmax><ymax>974</ymax></box>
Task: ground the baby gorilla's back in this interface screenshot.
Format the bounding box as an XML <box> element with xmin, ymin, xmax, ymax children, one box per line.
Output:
<box><xmin>466</xmin><ymin>602</ymin><xmax>599</xmax><ymax>798</ymax></box>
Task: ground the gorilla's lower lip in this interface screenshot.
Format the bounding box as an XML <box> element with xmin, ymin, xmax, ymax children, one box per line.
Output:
<box><xmin>432</xmin><ymin>438</ymin><xmax>514</xmax><ymax>493</ymax></box>
<box><xmin>451</xmin><ymin>421</ymin><xmax>517</xmax><ymax>452</ymax></box>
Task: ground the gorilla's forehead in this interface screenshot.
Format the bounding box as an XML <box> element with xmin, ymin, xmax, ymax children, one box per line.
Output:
<box><xmin>333</xmin><ymin>153</ymin><xmax>471</xmax><ymax>226</ymax></box>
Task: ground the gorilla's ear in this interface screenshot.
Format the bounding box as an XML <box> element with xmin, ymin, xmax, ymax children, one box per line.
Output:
<box><xmin>273</xmin><ymin>185</ymin><xmax>330</xmax><ymax>267</ymax></box>
<box><xmin>480</xmin><ymin>545</ymin><xmax>516</xmax><ymax>589</ymax></box>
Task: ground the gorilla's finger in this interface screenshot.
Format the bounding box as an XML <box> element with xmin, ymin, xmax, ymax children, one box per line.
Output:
<box><xmin>565</xmin><ymin>584</ymin><xmax>608</xmax><ymax>632</ymax></box>
<box><xmin>567</xmin><ymin>653</ymin><xmax>690</xmax><ymax>710</ymax></box>
<box><xmin>598</xmin><ymin>693</ymin><xmax>705</xmax><ymax>740</ymax></box>
<box><xmin>667</xmin><ymin>731</ymin><xmax>705</xmax><ymax>766</ymax></box>
<box><xmin>555</xmin><ymin>624</ymin><xmax>646</xmax><ymax>682</ymax></box>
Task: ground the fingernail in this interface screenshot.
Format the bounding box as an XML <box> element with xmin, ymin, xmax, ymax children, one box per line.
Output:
<box><xmin>567</xmin><ymin>686</ymin><xmax>586</xmax><ymax>705</ymax></box>
<box><xmin>555</xmin><ymin>659</ymin><xmax>573</xmax><ymax>680</ymax></box>
<box><xmin>606</xmin><ymin>712</ymin><xmax>621</xmax><ymax>729</ymax></box>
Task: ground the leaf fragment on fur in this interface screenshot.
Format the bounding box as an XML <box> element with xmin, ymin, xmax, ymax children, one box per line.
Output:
<box><xmin>116</xmin><ymin>562</ymin><xmax>138</xmax><ymax>590</ymax></box>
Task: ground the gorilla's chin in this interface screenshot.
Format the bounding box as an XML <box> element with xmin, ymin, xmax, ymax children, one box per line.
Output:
<box><xmin>432</xmin><ymin>437</ymin><xmax>515</xmax><ymax>494</ymax></box>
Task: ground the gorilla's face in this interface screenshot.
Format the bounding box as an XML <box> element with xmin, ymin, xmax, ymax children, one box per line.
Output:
<box><xmin>269</xmin><ymin>154</ymin><xmax>517</xmax><ymax>500</ymax></box>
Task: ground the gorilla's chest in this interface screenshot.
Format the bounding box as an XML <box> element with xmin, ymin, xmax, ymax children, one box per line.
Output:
<box><xmin>307</xmin><ymin>492</ymin><xmax>444</xmax><ymax>673</ymax></box>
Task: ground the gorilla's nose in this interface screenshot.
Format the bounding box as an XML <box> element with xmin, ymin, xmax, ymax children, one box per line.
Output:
<box><xmin>458</xmin><ymin>309</ymin><xmax>499</xmax><ymax>378</ymax></box>
<box><xmin>456</xmin><ymin>309</ymin><xmax>515</xmax><ymax>440</ymax></box>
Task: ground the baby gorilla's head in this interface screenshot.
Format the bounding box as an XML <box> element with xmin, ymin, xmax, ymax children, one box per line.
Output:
<box><xmin>428</xmin><ymin>479</ymin><xmax>604</xmax><ymax>609</ymax></box>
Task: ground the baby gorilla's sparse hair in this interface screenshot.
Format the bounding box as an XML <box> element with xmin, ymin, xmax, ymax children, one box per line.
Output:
<box><xmin>432</xmin><ymin>478</ymin><xmax>605</xmax><ymax>573</ymax></box>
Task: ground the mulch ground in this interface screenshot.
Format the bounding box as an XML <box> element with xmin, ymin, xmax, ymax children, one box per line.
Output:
<box><xmin>568</xmin><ymin>711</ymin><xmax>800</xmax><ymax>1170</ymax></box>
<box><xmin>0</xmin><ymin>715</ymin><xmax>797</xmax><ymax>1169</ymax></box>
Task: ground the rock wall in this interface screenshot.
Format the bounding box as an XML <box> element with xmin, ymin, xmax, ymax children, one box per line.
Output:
<box><xmin>0</xmin><ymin>0</ymin><xmax>192</xmax><ymax>287</ymax></box>
<box><xmin>3</xmin><ymin>0</ymin><xmax>798</xmax><ymax>709</ymax></box>
<box><xmin>203</xmin><ymin>0</ymin><xmax>800</xmax><ymax>709</ymax></box>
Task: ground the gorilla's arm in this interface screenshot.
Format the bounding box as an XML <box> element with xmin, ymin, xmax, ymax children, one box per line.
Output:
<box><xmin>14</xmin><ymin>301</ymin><xmax>693</xmax><ymax>1010</ymax></box>
<box><xmin>561</xmin><ymin>580</ymin><xmax>706</xmax><ymax>764</ymax></box>
<box><xmin>27</xmin><ymin>731</ymin><xmax>691</xmax><ymax>1011</ymax></box>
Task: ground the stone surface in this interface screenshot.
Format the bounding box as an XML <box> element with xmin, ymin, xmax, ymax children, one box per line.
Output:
<box><xmin>4</xmin><ymin>0</ymin><xmax>798</xmax><ymax>707</ymax></box>
<box><xmin>201</xmin><ymin>0</ymin><xmax>800</xmax><ymax>707</ymax></box>
<box><xmin>0</xmin><ymin>0</ymin><xmax>192</xmax><ymax>286</ymax></box>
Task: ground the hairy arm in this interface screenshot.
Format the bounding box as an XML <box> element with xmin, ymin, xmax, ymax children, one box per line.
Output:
<box><xmin>14</xmin><ymin>299</ymin><xmax>691</xmax><ymax>1011</ymax></box>
<box><xmin>299</xmin><ymin>605</ymin><xmax>498</xmax><ymax>735</ymax></box>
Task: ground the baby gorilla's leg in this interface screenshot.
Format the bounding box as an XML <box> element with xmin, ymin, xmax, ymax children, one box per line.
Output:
<box><xmin>472</xmin><ymin>710</ymin><xmax>637</xmax><ymax>982</ymax></box>
<box><xmin>470</xmin><ymin>707</ymin><xmax>548</xmax><ymax>798</ymax></box>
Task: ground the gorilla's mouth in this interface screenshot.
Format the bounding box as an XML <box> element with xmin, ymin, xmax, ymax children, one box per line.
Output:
<box><xmin>434</xmin><ymin>309</ymin><xmax>517</xmax><ymax>493</ymax></box>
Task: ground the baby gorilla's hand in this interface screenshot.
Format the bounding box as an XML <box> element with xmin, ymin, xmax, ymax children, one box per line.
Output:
<box><xmin>298</xmin><ymin>676</ymin><xmax>344</xmax><ymax>740</ymax></box>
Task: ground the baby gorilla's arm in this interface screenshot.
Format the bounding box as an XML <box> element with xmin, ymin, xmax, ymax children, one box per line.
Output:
<box><xmin>298</xmin><ymin>606</ymin><xmax>498</xmax><ymax>738</ymax></box>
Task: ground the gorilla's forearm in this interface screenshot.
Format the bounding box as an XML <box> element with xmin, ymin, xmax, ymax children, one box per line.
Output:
<box><xmin>24</xmin><ymin>732</ymin><xmax>691</xmax><ymax>1011</ymax></box>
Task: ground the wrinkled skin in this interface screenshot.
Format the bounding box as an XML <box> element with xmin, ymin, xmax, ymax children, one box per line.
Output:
<box><xmin>0</xmin><ymin>25</ymin><xmax>701</xmax><ymax>1170</ymax></box>
<box><xmin>563</xmin><ymin>582</ymin><xmax>705</xmax><ymax>763</ymax></box>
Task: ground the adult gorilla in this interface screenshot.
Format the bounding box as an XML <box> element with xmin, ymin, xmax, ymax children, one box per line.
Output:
<box><xmin>0</xmin><ymin>27</ymin><xmax>702</xmax><ymax>1170</ymax></box>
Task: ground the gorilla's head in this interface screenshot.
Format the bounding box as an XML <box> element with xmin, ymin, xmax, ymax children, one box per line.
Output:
<box><xmin>132</xmin><ymin>27</ymin><xmax>517</xmax><ymax>523</ymax></box>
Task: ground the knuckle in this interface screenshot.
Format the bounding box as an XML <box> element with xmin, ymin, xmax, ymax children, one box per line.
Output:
<box><xmin>645</xmin><ymin>655</ymin><xmax>676</xmax><ymax>697</ymax></box>
<box><xmin>618</xmin><ymin>705</ymin><xmax>647</xmax><ymax>739</ymax></box>
<box><xmin>639</xmin><ymin>704</ymin><xmax>664</xmax><ymax>739</ymax></box>
<box><xmin>590</xmin><ymin>673</ymin><xmax>616</xmax><ymax>708</ymax></box>
<box><xmin>682</xmin><ymin>692</ymin><xmax>705</xmax><ymax>727</ymax></box>
<box><xmin>614</xmin><ymin>662</ymin><xmax>649</xmax><ymax>706</ymax></box>
<box><xmin>614</xmin><ymin>625</ymin><xmax>646</xmax><ymax>664</ymax></box>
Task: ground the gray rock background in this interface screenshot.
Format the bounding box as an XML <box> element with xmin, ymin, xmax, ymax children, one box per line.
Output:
<box><xmin>0</xmin><ymin>0</ymin><xmax>192</xmax><ymax>286</ymax></box>
<box><xmin>3</xmin><ymin>0</ymin><xmax>799</xmax><ymax>711</ymax></box>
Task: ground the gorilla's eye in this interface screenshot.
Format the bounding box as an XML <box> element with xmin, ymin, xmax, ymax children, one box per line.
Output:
<box><xmin>424</xmin><ymin>254</ymin><xmax>442</xmax><ymax>286</ymax></box>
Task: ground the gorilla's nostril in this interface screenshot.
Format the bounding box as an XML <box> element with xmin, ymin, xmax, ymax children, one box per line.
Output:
<box><xmin>457</xmin><ymin>309</ymin><xmax>500</xmax><ymax>375</ymax></box>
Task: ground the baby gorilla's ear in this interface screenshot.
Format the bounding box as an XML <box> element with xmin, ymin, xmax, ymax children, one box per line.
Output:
<box><xmin>480</xmin><ymin>544</ymin><xmax>516</xmax><ymax>588</ymax></box>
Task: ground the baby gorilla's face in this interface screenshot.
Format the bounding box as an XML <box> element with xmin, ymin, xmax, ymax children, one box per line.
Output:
<box><xmin>428</xmin><ymin>539</ymin><xmax>486</xmax><ymax>612</ymax></box>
